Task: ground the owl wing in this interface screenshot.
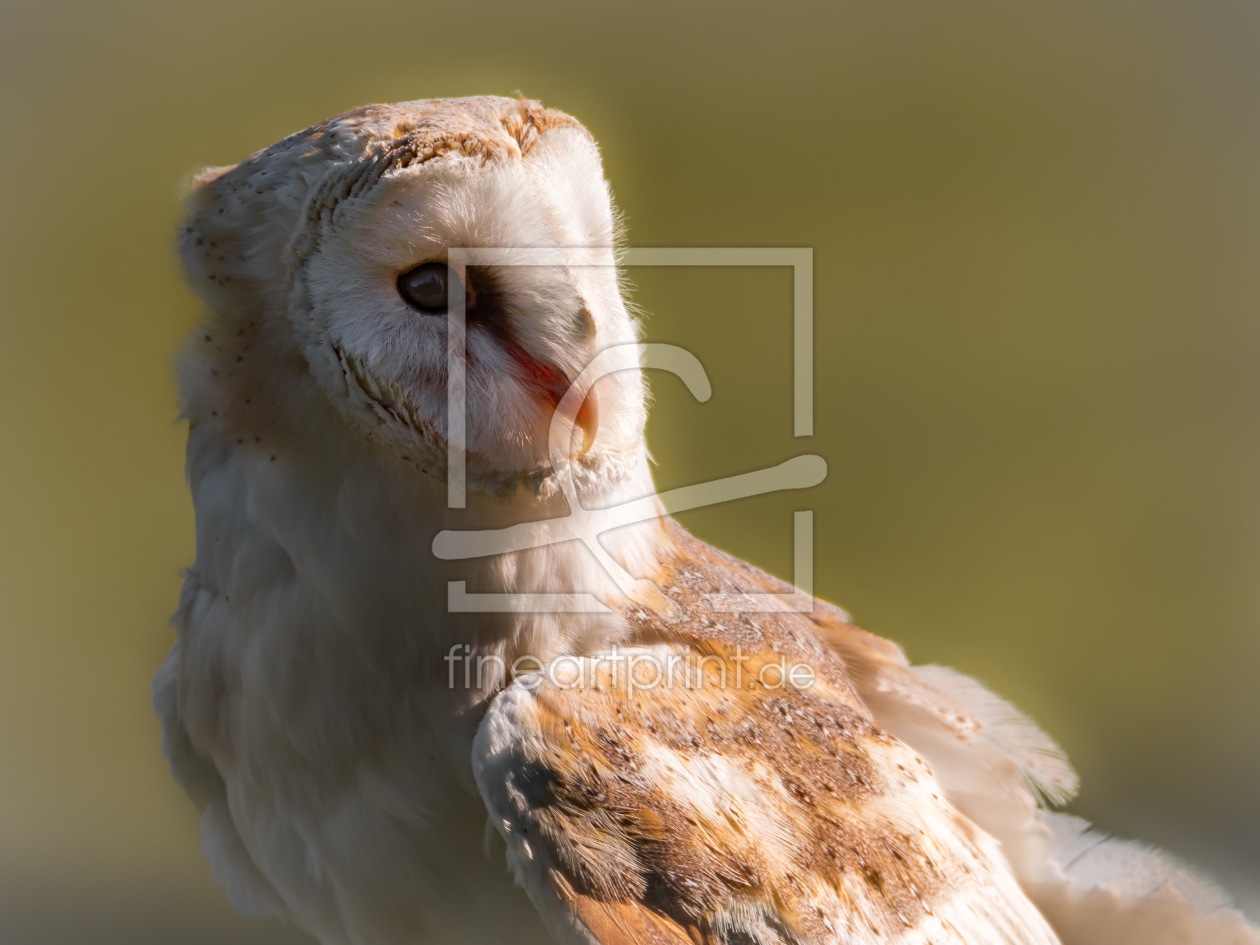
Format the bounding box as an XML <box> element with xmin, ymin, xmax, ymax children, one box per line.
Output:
<box><xmin>472</xmin><ymin>642</ymin><xmax>1061</xmax><ymax>945</ymax></box>
<box><xmin>811</xmin><ymin>607</ymin><xmax>1260</xmax><ymax>945</ymax></box>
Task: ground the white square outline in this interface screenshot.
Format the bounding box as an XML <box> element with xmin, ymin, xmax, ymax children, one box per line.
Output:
<box><xmin>439</xmin><ymin>246</ymin><xmax>817</xmax><ymax>614</ymax></box>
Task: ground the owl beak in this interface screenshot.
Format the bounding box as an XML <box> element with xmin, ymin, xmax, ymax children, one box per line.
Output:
<box><xmin>575</xmin><ymin>385</ymin><xmax>599</xmax><ymax>455</ymax></box>
<box><xmin>548</xmin><ymin>378</ymin><xmax>599</xmax><ymax>456</ymax></box>
<box><xmin>508</xmin><ymin>343</ymin><xmax>600</xmax><ymax>455</ymax></box>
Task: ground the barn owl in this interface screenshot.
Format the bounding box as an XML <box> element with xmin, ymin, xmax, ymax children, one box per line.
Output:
<box><xmin>153</xmin><ymin>96</ymin><xmax>1257</xmax><ymax>945</ymax></box>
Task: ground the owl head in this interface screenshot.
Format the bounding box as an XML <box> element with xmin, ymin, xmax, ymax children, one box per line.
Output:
<box><xmin>178</xmin><ymin>96</ymin><xmax>646</xmax><ymax>497</ymax></box>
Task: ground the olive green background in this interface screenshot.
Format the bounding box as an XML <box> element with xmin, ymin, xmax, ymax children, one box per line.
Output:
<box><xmin>1</xmin><ymin>0</ymin><xmax>1257</xmax><ymax>940</ymax></box>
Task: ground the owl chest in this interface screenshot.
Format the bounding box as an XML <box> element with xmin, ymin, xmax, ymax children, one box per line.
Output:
<box><xmin>179</xmin><ymin>528</ymin><xmax>549</xmax><ymax>942</ymax></box>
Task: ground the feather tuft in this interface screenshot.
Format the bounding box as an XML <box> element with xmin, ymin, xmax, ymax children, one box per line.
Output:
<box><xmin>911</xmin><ymin>665</ymin><xmax>1079</xmax><ymax>807</ymax></box>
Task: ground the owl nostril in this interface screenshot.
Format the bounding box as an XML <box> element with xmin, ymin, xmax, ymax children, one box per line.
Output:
<box><xmin>573</xmin><ymin>306</ymin><xmax>595</xmax><ymax>341</ymax></box>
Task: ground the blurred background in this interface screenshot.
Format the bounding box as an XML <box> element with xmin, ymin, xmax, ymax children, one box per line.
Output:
<box><xmin>2</xmin><ymin>0</ymin><xmax>1258</xmax><ymax>940</ymax></box>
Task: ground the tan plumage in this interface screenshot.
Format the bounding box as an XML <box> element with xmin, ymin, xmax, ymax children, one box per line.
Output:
<box><xmin>154</xmin><ymin>96</ymin><xmax>1258</xmax><ymax>945</ymax></box>
<box><xmin>476</xmin><ymin>523</ymin><xmax>1061</xmax><ymax>945</ymax></box>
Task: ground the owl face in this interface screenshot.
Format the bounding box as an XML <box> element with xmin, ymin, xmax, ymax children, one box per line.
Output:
<box><xmin>181</xmin><ymin>98</ymin><xmax>646</xmax><ymax>495</ymax></box>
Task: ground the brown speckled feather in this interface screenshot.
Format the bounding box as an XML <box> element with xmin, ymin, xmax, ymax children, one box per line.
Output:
<box><xmin>474</xmin><ymin>522</ymin><xmax>1061</xmax><ymax>945</ymax></box>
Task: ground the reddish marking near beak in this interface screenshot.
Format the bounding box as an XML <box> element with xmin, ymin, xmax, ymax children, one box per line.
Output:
<box><xmin>507</xmin><ymin>344</ymin><xmax>599</xmax><ymax>454</ymax></box>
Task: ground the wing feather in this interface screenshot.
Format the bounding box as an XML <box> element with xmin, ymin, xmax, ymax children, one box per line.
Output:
<box><xmin>473</xmin><ymin>644</ymin><xmax>1060</xmax><ymax>945</ymax></box>
<box><xmin>808</xmin><ymin>606</ymin><xmax>1259</xmax><ymax>944</ymax></box>
<box><xmin>1025</xmin><ymin>812</ymin><xmax>1260</xmax><ymax>945</ymax></box>
<box><xmin>553</xmin><ymin>873</ymin><xmax>699</xmax><ymax>945</ymax></box>
<box><xmin>473</xmin><ymin>523</ymin><xmax>1257</xmax><ymax>943</ymax></box>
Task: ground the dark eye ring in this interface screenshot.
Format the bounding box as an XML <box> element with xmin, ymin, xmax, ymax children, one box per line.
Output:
<box><xmin>398</xmin><ymin>262</ymin><xmax>461</xmax><ymax>314</ymax></box>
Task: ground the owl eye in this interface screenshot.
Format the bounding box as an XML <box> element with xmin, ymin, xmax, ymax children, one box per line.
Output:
<box><xmin>398</xmin><ymin>262</ymin><xmax>461</xmax><ymax>314</ymax></box>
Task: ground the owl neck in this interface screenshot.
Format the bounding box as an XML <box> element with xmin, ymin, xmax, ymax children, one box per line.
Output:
<box><xmin>304</xmin><ymin>404</ymin><xmax>671</xmax><ymax>669</ymax></box>
<box><xmin>433</xmin><ymin>449</ymin><xmax>672</xmax><ymax>668</ymax></box>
